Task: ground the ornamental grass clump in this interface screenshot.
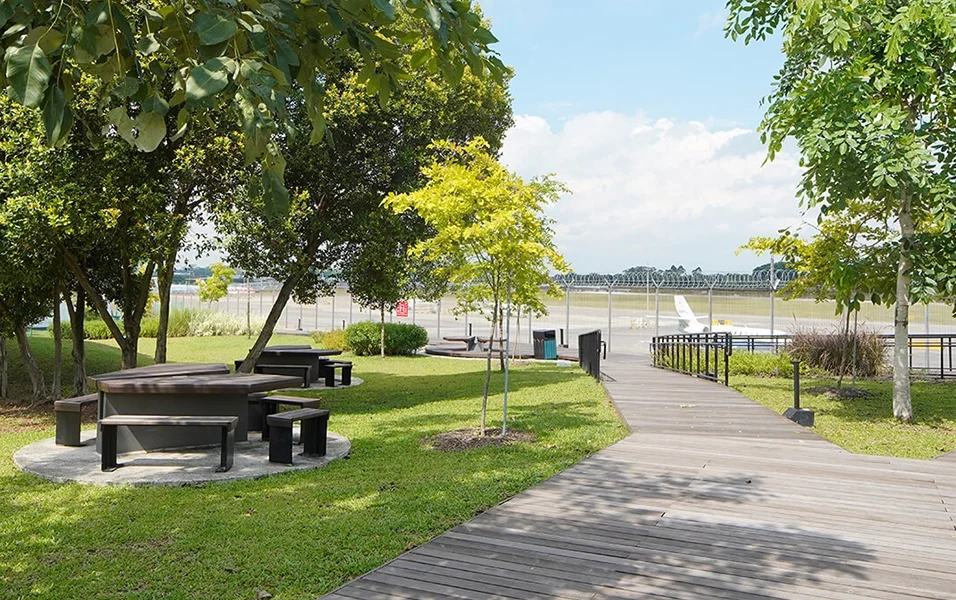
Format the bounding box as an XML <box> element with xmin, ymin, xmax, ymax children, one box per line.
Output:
<box><xmin>789</xmin><ymin>326</ymin><xmax>885</xmax><ymax>378</ymax></box>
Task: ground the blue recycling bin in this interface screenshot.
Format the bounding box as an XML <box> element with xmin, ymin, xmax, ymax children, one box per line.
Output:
<box><xmin>544</xmin><ymin>338</ymin><xmax>558</xmax><ymax>360</ymax></box>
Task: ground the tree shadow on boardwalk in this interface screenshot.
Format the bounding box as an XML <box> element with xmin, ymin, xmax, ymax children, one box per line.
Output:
<box><xmin>328</xmin><ymin>469</ymin><xmax>934</xmax><ymax>600</ymax></box>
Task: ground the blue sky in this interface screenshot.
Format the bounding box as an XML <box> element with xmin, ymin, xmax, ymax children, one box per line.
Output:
<box><xmin>481</xmin><ymin>1</ymin><xmax>807</xmax><ymax>274</ymax></box>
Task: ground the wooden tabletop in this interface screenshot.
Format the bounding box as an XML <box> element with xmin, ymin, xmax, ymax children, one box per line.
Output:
<box><xmin>260</xmin><ymin>347</ymin><xmax>342</xmax><ymax>356</ymax></box>
<box><xmin>95</xmin><ymin>373</ymin><xmax>302</xmax><ymax>394</ymax></box>
<box><xmin>89</xmin><ymin>363</ymin><xmax>231</xmax><ymax>384</ymax></box>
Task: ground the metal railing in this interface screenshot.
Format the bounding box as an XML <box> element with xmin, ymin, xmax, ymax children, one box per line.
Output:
<box><xmin>651</xmin><ymin>333</ymin><xmax>732</xmax><ymax>386</ymax></box>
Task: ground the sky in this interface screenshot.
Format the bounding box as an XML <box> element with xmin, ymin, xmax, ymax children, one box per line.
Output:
<box><xmin>480</xmin><ymin>0</ymin><xmax>809</xmax><ymax>274</ymax></box>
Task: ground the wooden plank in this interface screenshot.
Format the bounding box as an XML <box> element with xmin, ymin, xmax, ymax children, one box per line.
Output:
<box><xmin>320</xmin><ymin>355</ymin><xmax>956</xmax><ymax>599</ymax></box>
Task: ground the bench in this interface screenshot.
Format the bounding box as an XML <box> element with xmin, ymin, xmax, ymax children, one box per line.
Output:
<box><xmin>267</xmin><ymin>408</ymin><xmax>330</xmax><ymax>464</ymax></box>
<box><xmin>323</xmin><ymin>361</ymin><xmax>352</xmax><ymax>387</ymax></box>
<box><xmin>443</xmin><ymin>335</ymin><xmax>478</xmax><ymax>351</ymax></box>
<box><xmin>54</xmin><ymin>393</ymin><xmax>99</xmax><ymax>446</ymax></box>
<box><xmin>253</xmin><ymin>364</ymin><xmax>311</xmax><ymax>388</ymax></box>
<box><xmin>477</xmin><ymin>337</ymin><xmax>506</xmax><ymax>351</ymax></box>
<box><xmin>99</xmin><ymin>415</ymin><xmax>238</xmax><ymax>472</ymax></box>
<box><xmin>259</xmin><ymin>395</ymin><xmax>321</xmax><ymax>440</ymax></box>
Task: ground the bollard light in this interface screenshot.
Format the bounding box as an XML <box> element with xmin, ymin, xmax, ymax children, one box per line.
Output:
<box><xmin>784</xmin><ymin>359</ymin><xmax>814</xmax><ymax>427</ymax></box>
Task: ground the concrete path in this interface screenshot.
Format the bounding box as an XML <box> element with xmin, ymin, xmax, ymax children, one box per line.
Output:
<box><xmin>323</xmin><ymin>354</ymin><xmax>956</xmax><ymax>599</ymax></box>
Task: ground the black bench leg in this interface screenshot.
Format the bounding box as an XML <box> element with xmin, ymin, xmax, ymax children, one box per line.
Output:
<box><xmin>261</xmin><ymin>403</ymin><xmax>279</xmax><ymax>440</ymax></box>
<box><xmin>301</xmin><ymin>414</ymin><xmax>329</xmax><ymax>457</ymax></box>
<box><xmin>56</xmin><ymin>411</ymin><xmax>81</xmax><ymax>446</ymax></box>
<box><xmin>324</xmin><ymin>369</ymin><xmax>335</xmax><ymax>387</ymax></box>
<box><xmin>269</xmin><ymin>424</ymin><xmax>294</xmax><ymax>464</ymax></box>
<box><xmin>101</xmin><ymin>425</ymin><xmax>119</xmax><ymax>472</ymax></box>
<box><xmin>219</xmin><ymin>426</ymin><xmax>235</xmax><ymax>472</ymax></box>
<box><xmin>341</xmin><ymin>366</ymin><xmax>352</xmax><ymax>386</ymax></box>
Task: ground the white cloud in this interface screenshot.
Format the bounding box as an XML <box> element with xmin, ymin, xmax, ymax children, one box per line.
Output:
<box><xmin>500</xmin><ymin>111</ymin><xmax>806</xmax><ymax>273</ymax></box>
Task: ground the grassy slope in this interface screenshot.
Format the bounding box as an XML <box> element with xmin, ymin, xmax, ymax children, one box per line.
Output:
<box><xmin>0</xmin><ymin>336</ymin><xmax>627</xmax><ymax>599</ymax></box>
<box><xmin>731</xmin><ymin>375</ymin><xmax>956</xmax><ymax>459</ymax></box>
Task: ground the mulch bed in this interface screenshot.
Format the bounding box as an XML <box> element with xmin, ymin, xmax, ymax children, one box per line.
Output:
<box><xmin>805</xmin><ymin>386</ymin><xmax>873</xmax><ymax>400</ymax></box>
<box><xmin>423</xmin><ymin>427</ymin><xmax>535</xmax><ymax>452</ymax></box>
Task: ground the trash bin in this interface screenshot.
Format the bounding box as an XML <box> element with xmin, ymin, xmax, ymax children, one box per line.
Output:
<box><xmin>533</xmin><ymin>329</ymin><xmax>556</xmax><ymax>359</ymax></box>
<box><xmin>544</xmin><ymin>338</ymin><xmax>558</xmax><ymax>360</ymax></box>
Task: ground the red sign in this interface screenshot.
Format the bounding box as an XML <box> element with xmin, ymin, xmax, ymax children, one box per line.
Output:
<box><xmin>395</xmin><ymin>301</ymin><xmax>409</xmax><ymax>317</ymax></box>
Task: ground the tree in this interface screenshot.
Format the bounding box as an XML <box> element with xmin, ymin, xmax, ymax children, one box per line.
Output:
<box><xmin>1</xmin><ymin>0</ymin><xmax>506</xmax><ymax>212</ymax></box>
<box><xmin>385</xmin><ymin>137</ymin><xmax>570</xmax><ymax>435</ymax></box>
<box><xmin>342</xmin><ymin>211</ymin><xmax>443</xmax><ymax>357</ymax></box>
<box><xmin>198</xmin><ymin>263</ymin><xmax>236</xmax><ymax>304</ymax></box>
<box><xmin>727</xmin><ymin>0</ymin><xmax>956</xmax><ymax>421</ymax></box>
<box><xmin>220</xmin><ymin>27</ymin><xmax>513</xmax><ymax>371</ymax></box>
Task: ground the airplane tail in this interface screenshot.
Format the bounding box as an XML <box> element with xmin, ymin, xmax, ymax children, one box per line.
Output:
<box><xmin>674</xmin><ymin>295</ymin><xmax>706</xmax><ymax>332</ymax></box>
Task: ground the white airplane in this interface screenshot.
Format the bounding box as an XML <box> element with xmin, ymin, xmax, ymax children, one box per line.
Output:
<box><xmin>672</xmin><ymin>295</ymin><xmax>787</xmax><ymax>336</ymax></box>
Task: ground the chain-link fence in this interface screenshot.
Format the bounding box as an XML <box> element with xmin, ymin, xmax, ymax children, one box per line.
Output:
<box><xmin>171</xmin><ymin>271</ymin><xmax>956</xmax><ymax>357</ymax></box>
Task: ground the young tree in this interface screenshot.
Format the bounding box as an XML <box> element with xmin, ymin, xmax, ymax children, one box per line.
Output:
<box><xmin>727</xmin><ymin>0</ymin><xmax>956</xmax><ymax>421</ymax></box>
<box><xmin>1</xmin><ymin>1</ymin><xmax>506</xmax><ymax>212</ymax></box>
<box><xmin>385</xmin><ymin>137</ymin><xmax>570</xmax><ymax>435</ymax></box>
<box><xmin>198</xmin><ymin>263</ymin><xmax>237</xmax><ymax>304</ymax></box>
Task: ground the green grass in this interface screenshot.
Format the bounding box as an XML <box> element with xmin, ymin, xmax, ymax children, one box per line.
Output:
<box><xmin>731</xmin><ymin>374</ymin><xmax>956</xmax><ymax>459</ymax></box>
<box><xmin>0</xmin><ymin>337</ymin><xmax>627</xmax><ymax>599</ymax></box>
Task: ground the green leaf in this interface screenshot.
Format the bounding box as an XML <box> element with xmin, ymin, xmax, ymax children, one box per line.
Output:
<box><xmin>473</xmin><ymin>26</ymin><xmax>498</xmax><ymax>44</ymax></box>
<box><xmin>192</xmin><ymin>12</ymin><xmax>238</xmax><ymax>46</ymax></box>
<box><xmin>372</xmin><ymin>0</ymin><xmax>396</xmax><ymax>20</ymax></box>
<box><xmin>131</xmin><ymin>111</ymin><xmax>166</xmax><ymax>152</ymax></box>
<box><xmin>410</xmin><ymin>48</ymin><xmax>430</xmax><ymax>69</ymax></box>
<box><xmin>5</xmin><ymin>44</ymin><xmax>52</xmax><ymax>108</ymax></box>
<box><xmin>262</xmin><ymin>168</ymin><xmax>289</xmax><ymax>216</ymax></box>
<box><xmin>185</xmin><ymin>59</ymin><xmax>231</xmax><ymax>102</ymax></box>
<box><xmin>41</xmin><ymin>84</ymin><xmax>71</xmax><ymax>146</ymax></box>
<box><xmin>424</xmin><ymin>5</ymin><xmax>442</xmax><ymax>32</ymax></box>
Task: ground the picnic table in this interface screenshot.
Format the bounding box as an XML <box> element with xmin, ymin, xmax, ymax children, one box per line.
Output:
<box><xmin>258</xmin><ymin>346</ymin><xmax>343</xmax><ymax>384</ymax></box>
<box><xmin>95</xmin><ymin>373</ymin><xmax>301</xmax><ymax>453</ymax></box>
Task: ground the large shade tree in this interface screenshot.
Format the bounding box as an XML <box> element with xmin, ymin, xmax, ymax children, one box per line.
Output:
<box><xmin>727</xmin><ymin>0</ymin><xmax>956</xmax><ymax>421</ymax></box>
<box><xmin>1</xmin><ymin>0</ymin><xmax>506</xmax><ymax>212</ymax></box>
<box><xmin>220</xmin><ymin>26</ymin><xmax>513</xmax><ymax>371</ymax></box>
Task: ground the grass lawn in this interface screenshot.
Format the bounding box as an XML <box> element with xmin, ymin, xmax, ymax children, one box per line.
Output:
<box><xmin>0</xmin><ymin>336</ymin><xmax>627</xmax><ymax>599</ymax></box>
<box><xmin>731</xmin><ymin>374</ymin><xmax>956</xmax><ymax>459</ymax></box>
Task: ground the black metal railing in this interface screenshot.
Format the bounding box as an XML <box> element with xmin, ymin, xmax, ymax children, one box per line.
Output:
<box><xmin>578</xmin><ymin>329</ymin><xmax>602</xmax><ymax>380</ymax></box>
<box><xmin>651</xmin><ymin>333</ymin><xmax>732</xmax><ymax>386</ymax></box>
<box><xmin>720</xmin><ymin>332</ymin><xmax>956</xmax><ymax>379</ymax></box>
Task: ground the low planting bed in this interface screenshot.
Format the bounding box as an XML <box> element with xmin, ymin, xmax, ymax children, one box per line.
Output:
<box><xmin>0</xmin><ymin>336</ymin><xmax>626</xmax><ymax>598</ymax></box>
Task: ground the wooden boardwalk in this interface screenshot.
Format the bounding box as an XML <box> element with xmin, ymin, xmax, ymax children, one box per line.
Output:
<box><xmin>324</xmin><ymin>355</ymin><xmax>956</xmax><ymax>599</ymax></box>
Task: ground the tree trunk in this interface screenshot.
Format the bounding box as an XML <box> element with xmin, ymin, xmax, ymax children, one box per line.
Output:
<box><xmin>14</xmin><ymin>325</ymin><xmax>46</xmax><ymax>402</ymax></box>
<box><xmin>497</xmin><ymin>306</ymin><xmax>506</xmax><ymax>371</ymax></box>
<box><xmin>121</xmin><ymin>321</ymin><xmax>141</xmax><ymax>370</ymax></box>
<box><xmin>237</xmin><ymin>273</ymin><xmax>302</xmax><ymax>372</ymax></box>
<box><xmin>154</xmin><ymin>253</ymin><xmax>176</xmax><ymax>364</ymax></box>
<box><xmin>480</xmin><ymin>300</ymin><xmax>499</xmax><ymax>436</ymax></box>
<box><xmin>380</xmin><ymin>306</ymin><xmax>386</xmax><ymax>358</ymax></box>
<box><xmin>65</xmin><ymin>289</ymin><xmax>87</xmax><ymax>395</ymax></box>
<box><xmin>836</xmin><ymin>307</ymin><xmax>850</xmax><ymax>389</ymax></box>
<box><xmin>52</xmin><ymin>285</ymin><xmax>62</xmax><ymax>399</ymax></box>
<box><xmin>893</xmin><ymin>190</ymin><xmax>914</xmax><ymax>422</ymax></box>
<box><xmin>0</xmin><ymin>337</ymin><xmax>7</xmax><ymax>400</ymax></box>
<box><xmin>61</xmin><ymin>249</ymin><xmax>132</xmax><ymax>364</ymax></box>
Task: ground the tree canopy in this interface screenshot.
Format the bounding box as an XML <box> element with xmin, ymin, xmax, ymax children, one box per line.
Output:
<box><xmin>727</xmin><ymin>0</ymin><xmax>956</xmax><ymax>421</ymax></box>
<box><xmin>1</xmin><ymin>0</ymin><xmax>506</xmax><ymax>212</ymax></box>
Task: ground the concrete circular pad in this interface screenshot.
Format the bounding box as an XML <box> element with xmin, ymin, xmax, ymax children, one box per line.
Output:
<box><xmin>14</xmin><ymin>430</ymin><xmax>351</xmax><ymax>486</ymax></box>
<box><xmin>277</xmin><ymin>376</ymin><xmax>364</xmax><ymax>392</ymax></box>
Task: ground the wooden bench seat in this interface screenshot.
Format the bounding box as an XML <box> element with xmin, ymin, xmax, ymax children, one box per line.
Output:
<box><xmin>99</xmin><ymin>415</ymin><xmax>238</xmax><ymax>473</ymax></box>
<box><xmin>259</xmin><ymin>395</ymin><xmax>321</xmax><ymax>440</ymax></box>
<box><xmin>54</xmin><ymin>393</ymin><xmax>99</xmax><ymax>446</ymax></box>
<box><xmin>443</xmin><ymin>335</ymin><xmax>478</xmax><ymax>351</ymax></box>
<box><xmin>267</xmin><ymin>408</ymin><xmax>330</xmax><ymax>464</ymax></box>
<box><xmin>322</xmin><ymin>361</ymin><xmax>352</xmax><ymax>387</ymax></box>
<box><xmin>253</xmin><ymin>364</ymin><xmax>311</xmax><ymax>388</ymax></box>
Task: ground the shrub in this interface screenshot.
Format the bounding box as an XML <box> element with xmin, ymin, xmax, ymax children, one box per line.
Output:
<box><xmin>189</xmin><ymin>311</ymin><xmax>264</xmax><ymax>337</ymax></box>
<box><xmin>788</xmin><ymin>326</ymin><xmax>885</xmax><ymax>377</ymax></box>
<box><xmin>345</xmin><ymin>321</ymin><xmax>429</xmax><ymax>356</ymax></box>
<box><xmin>59</xmin><ymin>308</ymin><xmax>263</xmax><ymax>339</ymax></box>
<box><xmin>60</xmin><ymin>318</ymin><xmax>116</xmax><ymax>340</ymax></box>
<box><xmin>311</xmin><ymin>329</ymin><xmax>348</xmax><ymax>351</ymax></box>
<box><xmin>729</xmin><ymin>351</ymin><xmax>798</xmax><ymax>378</ymax></box>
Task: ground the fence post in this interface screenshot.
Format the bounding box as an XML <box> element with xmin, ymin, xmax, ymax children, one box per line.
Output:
<box><xmin>331</xmin><ymin>294</ymin><xmax>336</xmax><ymax>330</ymax></box>
<box><xmin>565</xmin><ymin>282</ymin><xmax>572</xmax><ymax>346</ymax></box>
<box><xmin>606</xmin><ymin>283</ymin><xmax>613</xmax><ymax>353</ymax></box>
<box><xmin>654</xmin><ymin>286</ymin><xmax>660</xmax><ymax>339</ymax></box>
